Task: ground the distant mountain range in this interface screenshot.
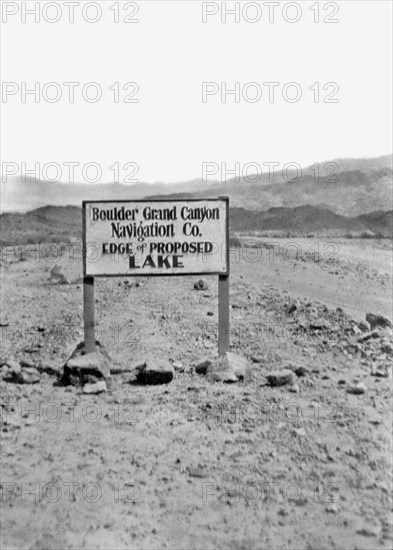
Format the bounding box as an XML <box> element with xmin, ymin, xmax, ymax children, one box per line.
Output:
<box><xmin>1</xmin><ymin>204</ymin><xmax>392</xmax><ymax>246</ymax></box>
<box><xmin>148</xmin><ymin>155</ymin><xmax>393</xmax><ymax>217</ymax></box>
<box><xmin>229</xmin><ymin>206</ymin><xmax>393</xmax><ymax>236</ymax></box>
<box><xmin>0</xmin><ymin>155</ymin><xmax>392</xmax><ymax>242</ymax></box>
<box><xmin>1</xmin><ymin>154</ymin><xmax>392</xmax><ymax>217</ymax></box>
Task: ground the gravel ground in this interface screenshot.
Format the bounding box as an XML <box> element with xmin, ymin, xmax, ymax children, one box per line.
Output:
<box><xmin>1</xmin><ymin>242</ymin><xmax>392</xmax><ymax>550</ymax></box>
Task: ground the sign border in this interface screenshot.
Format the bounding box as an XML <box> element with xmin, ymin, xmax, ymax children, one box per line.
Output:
<box><xmin>82</xmin><ymin>197</ymin><xmax>229</xmax><ymax>278</ymax></box>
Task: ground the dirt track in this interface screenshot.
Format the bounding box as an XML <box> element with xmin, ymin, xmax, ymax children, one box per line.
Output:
<box><xmin>1</xmin><ymin>240</ymin><xmax>392</xmax><ymax>550</ymax></box>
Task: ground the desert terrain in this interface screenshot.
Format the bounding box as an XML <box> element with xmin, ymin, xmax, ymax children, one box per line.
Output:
<box><xmin>1</xmin><ymin>232</ymin><xmax>392</xmax><ymax>550</ymax></box>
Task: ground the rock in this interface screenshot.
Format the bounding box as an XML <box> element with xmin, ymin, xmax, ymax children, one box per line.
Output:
<box><xmin>69</xmin><ymin>340</ymin><xmax>110</xmax><ymax>361</ymax></box>
<box><xmin>266</xmin><ymin>369</ymin><xmax>294</xmax><ymax>387</ymax></box>
<box><xmin>292</xmin><ymin>427</ymin><xmax>306</xmax><ymax>437</ymax></box>
<box><xmin>207</xmin><ymin>311</ymin><xmax>214</xmax><ymax>316</ymax></box>
<box><xmin>4</xmin><ymin>366</ymin><xmax>40</xmax><ymax>384</ymax></box>
<box><xmin>205</xmin><ymin>352</ymin><xmax>252</xmax><ymax>383</ymax></box>
<box><xmin>325</xmin><ymin>504</ymin><xmax>338</xmax><ymax>513</ymax></box>
<box><xmin>289</xmin><ymin>383</ymin><xmax>300</xmax><ymax>393</ymax></box>
<box><xmin>194</xmin><ymin>279</ymin><xmax>208</xmax><ymax>291</ymax></box>
<box><xmin>356</xmin><ymin>528</ymin><xmax>378</xmax><ymax>538</ymax></box>
<box><xmin>309</xmin><ymin>320</ymin><xmax>327</xmax><ymax>331</ymax></box>
<box><xmin>357</xmin><ymin>331</ymin><xmax>380</xmax><ymax>342</ymax></box>
<box><xmin>82</xmin><ymin>380</ymin><xmax>107</xmax><ymax>394</ymax></box>
<box><xmin>61</xmin><ymin>350</ymin><xmax>110</xmax><ymax>387</ymax></box>
<box><xmin>287</xmin><ymin>303</ymin><xmax>297</xmax><ymax>315</ymax></box>
<box><xmin>195</xmin><ymin>360</ymin><xmax>211</xmax><ymax>375</ymax></box>
<box><xmin>135</xmin><ymin>361</ymin><xmax>174</xmax><ymax>385</ymax></box>
<box><xmin>366</xmin><ymin>313</ymin><xmax>392</xmax><ymax>331</ymax></box>
<box><xmin>371</xmin><ymin>366</ymin><xmax>389</xmax><ymax>378</ymax></box>
<box><xmin>20</xmin><ymin>360</ymin><xmax>58</xmax><ymax>376</ymax></box>
<box><xmin>346</xmin><ymin>383</ymin><xmax>366</xmax><ymax>395</ymax></box>
<box><xmin>49</xmin><ymin>265</ymin><xmax>69</xmax><ymax>284</ymax></box>
<box><xmin>358</xmin><ymin>320</ymin><xmax>371</xmax><ymax>332</ymax></box>
<box><xmin>172</xmin><ymin>361</ymin><xmax>184</xmax><ymax>372</ymax></box>
<box><xmin>207</xmin><ymin>367</ymin><xmax>237</xmax><ymax>383</ymax></box>
<box><xmin>1</xmin><ymin>359</ymin><xmax>20</xmax><ymax>372</ymax></box>
<box><xmin>381</xmin><ymin>343</ymin><xmax>393</xmax><ymax>355</ymax></box>
<box><xmin>188</xmin><ymin>466</ymin><xmax>209</xmax><ymax>478</ymax></box>
<box><xmin>20</xmin><ymin>368</ymin><xmax>41</xmax><ymax>384</ymax></box>
<box><xmin>287</xmin><ymin>364</ymin><xmax>308</xmax><ymax>377</ymax></box>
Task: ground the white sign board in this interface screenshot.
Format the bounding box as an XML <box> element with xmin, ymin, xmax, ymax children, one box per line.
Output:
<box><xmin>83</xmin><ymin>199</ymin><xmax>229</xmax><ymax>277</ymax></box>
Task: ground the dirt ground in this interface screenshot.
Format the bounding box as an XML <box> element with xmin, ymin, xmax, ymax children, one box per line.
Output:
<box><xmin>1</xmin><ymin>238</ymin><xmax>392</xmax><ymax>550</ymax></box>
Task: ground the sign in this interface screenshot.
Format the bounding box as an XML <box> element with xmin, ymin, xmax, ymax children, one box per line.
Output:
<box><xmin>83</xmin><ymin>199</ymin><xmax>229</xmax><ymax>277</ymax></box>
<box><xmin>82</xmin><ymin>197</ymin><xmax>230</xmax><ymax>356</ymax></box>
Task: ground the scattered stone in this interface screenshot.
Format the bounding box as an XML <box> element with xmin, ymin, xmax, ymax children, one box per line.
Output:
<box><xmin>195</xmin><ymin>360</ymin><xmax>210</xmax><ymax>375</ymax></box>
<box><xmin>356</xmin><ymin>527</ymin><xmax>378</xmax><ymax>538</ymax></box>
<box><xmin>69</xmin><ymin>340</ymin><xmax>110</xmax><ymax>361</ymax></box>
<box><xmin>371</xmin><ymin>366</ymin><xmax>389</xmax><ymax>378</ymax></box>
<box><xmin>205</xmin><ymin>352</ymin><xmax>252</xmax><ymax>383</ymax></box>
<box><xmin>20</xmin><ymin>360</ymin><xmax>58</xmax><ymax>376</ymax></box>
<box><xmin>49</xmin><ymin>265</ymin><xmax>69</xmax><ymax>285</ymax></box>
<box><xmin>24</xmin><ymin>345</ymin><xmax>41</xmax><ymax>353</ymax></box>
<box><xmin>309</xmin><ymin>320</ymin><xmax>327</xmax><ymax>331</ymax></box>
<box><xmin>194</xmin><ymin>279</ymin><xmax>208</xmax><ymax>291</ymax></box>
<box><xmin>358</xmin><ymin>320</ymin><xmax>371</xmax><ymax>332</ymax></box>
<box><xmin>346</xmin><ymin>383</ymin><xmax>366</xmax><ymax>395</ymax></box>
<box><xmin>289</xmin><ymin>383</ymin><xmax>300</xmax><ymax>393</ymax></box>
<box><xmin>368</xmin><ymin>414</ymin><xmax>382</xmax><ymax>426</ymax></box>
<box><xmin>1</xmin><ymin>359</ymin><xmax>20</xmax><ymax>372</ymax></box>
<box><xmin>366</xmin><ymin>313</ymin><xmax>392</xmax><ymax>331</ymax></box>
<box><xmin>287</xmin><ymin>303</ymin><xmax>297</xmax><ymax>315</ymax></box>
<box><xmin>287</xmin><ymin>364</ymin><xmax>308</xmax><ymax>377</ymax></box>
<box><xmin>61</xmin><ymin>350</ymin><xmax>110</xmax><ymax>387</ymax></box>
<box><xmin>188</xmin><ymin>466</ymin><xmax>209</xmax><ymax>478</ymax></box>
<box><xmin>135</xmin><ymin>361</ymin><xmax>174</xmax><ymax>385</ymax></box>
<box><xmin>357</xmin><ymin>330</ymin><xmax>380</xmax><ymax>342</ymax></box>
<box><xmin>292</xmin><ymin>427</ymin><xmax>306</xmax><ymax>437</ymax></box>
<box><xmin>266</xmin><ymin>369</ymin><xmax>294</xmax><ymax>387</ymax></box>
<box><xmin>381</xmin><ymin>343</ymin><xmax>393</xmax><ymax>355</ymax></box>
<box><xmin>82</xmin><ymin>380</ymin><xmax>107</xmax><ymax>394</ymax></box>
<box><xmin>4</xmin><ymin>366</ymin><xmax>40</xmax><ymax>384</ymax></box>
<box><xmin>325</xmin><ymin>504</ymin><xmax>338</xmax><ymax>513</ymax></box>
<box><xmin>172</xmin><ymin>361</ymin><xmax>184</xmax><ymax>372</ymax></box>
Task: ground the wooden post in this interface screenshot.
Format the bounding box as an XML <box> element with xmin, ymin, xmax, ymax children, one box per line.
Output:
<box><xmin>218</xmin><ymin>274</ymin><xmax>230</xmax><ymax>355</ymax></box>
<box><xmin>83</xmin><ymin>276</ymin><xmax>95</xmax><ymax>353</ymax></box>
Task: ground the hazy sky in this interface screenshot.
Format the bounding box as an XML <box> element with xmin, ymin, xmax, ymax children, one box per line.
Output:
<box><xmin>1</xmin><ymin>0</ymin><xmax>392</xmax><ymax>184</ymax></box>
